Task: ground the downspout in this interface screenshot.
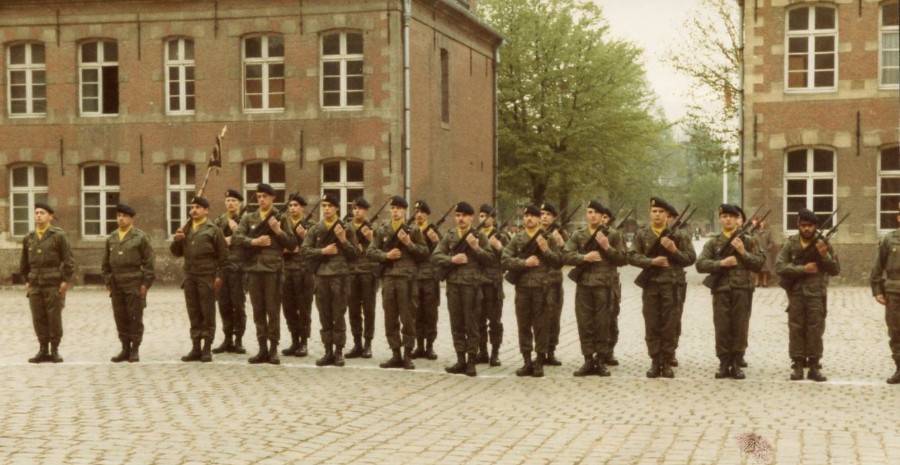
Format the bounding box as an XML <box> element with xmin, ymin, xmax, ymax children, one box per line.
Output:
<box><xmin>493</xmin><ymin>45</ymin><xmax>500</xmax><ymax>208</ymax></box>
<box><xmin>738</xmin><ymin>0</ymin><xmax>745</xmax><ymax>204</ymax></box>
<box><xmin>403</xmin><ymin>0</ymin><xmax>412</xmax><ymax>203</ymax></box>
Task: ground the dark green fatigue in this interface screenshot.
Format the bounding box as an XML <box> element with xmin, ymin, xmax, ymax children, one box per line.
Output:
<box><xmin>870</xmin><ymin>229</ymin><xmax>900</xmax><ymax>383</ymax></box>
<box><xmin>212</xmin><ymin>212</ymin><xmax>247</xmax><ymax>352</ymax></box>
<box><xmin>170</xmin><ymin>221</ymin><xmax>228</xmax><ymax>347</ymax></box>
<box><xmin>347</xmin><ymin>220</ymin><xmax>379</xmax><ymax>357</ymax></box>
<box><xmin>301</xmin><ymin>219</ymin><xmax>360</xmax><ymax>363</ymax></box>
<box><xmin>367</xmin><ymin>221</ymin><xmax>428</xmax><ymax>366</ymax></box>
<box><xmin>102</xmin><ymin>227</ymin><xmax>154</xmax><ymax>358</ymax></box>
<box><xmin>233</xmin><ymin>209</ymin><xmax>294</xmax><ymax>358</ymax></box>
<box><xmin>628</xmin><ymin>226</ymin><xmax>696</xmax><ymax>375</ymax></box>
<box><xmin>695</xmin><ymin>231</ymin><xmax>764</xmax><ymax>378</ymax></box>
<box><xmin>478</xmin><ymin>225</ymin><xmax>507</xmax><ymax>365</ymax></box>
<box><xmin>563</xmin><ymin>225</ymin><xmax>628</xmax><ymax>374</ymax></box>
<box><xmin>282</xmin><ymin>216</ymin><xmax>316</xmax><ymax>355</ymax></box>
<box><xmin>608</xmin><ymin>275</ymin><xmax>622</xmax><ymax>363</ymax></box>
<box><xmin>775</xmin><ymin>234</ymin><xmax>839</xmax><ymax>379</ymax></box>
<box><xmin>20</xmin><ymin>225</ymin><xmax>75</xmax><ymax>361</ymax></box>
<box><xmin>413</xmin><ymin>223</ymin><xmax>441</xmax><ymax>358</ymax></box>
<box><xmin>501</xmin><ymin>229</ymin><xmax>563</xmax><ymax>376</ymax></box>
<box><xmin>546</xmin><ymin>230</ymin><xmax>567</xmax><ymax>365</ymax></box>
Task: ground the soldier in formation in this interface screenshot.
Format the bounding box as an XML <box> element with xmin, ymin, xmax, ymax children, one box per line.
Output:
<box><xmin>346</xmin><ymin>197</ymin><xmax>378</xmax><ymax>359</ymax></box>
<box><xmin>281</xmin><ymin>194</ymin><xmax>316</xmax><ymax>358</ymax></box>
<box><xmin>477</xmin><ymin>204</ymin><xmax>506</xmax><ymax>366</ymax></box>
<box><xmin>869</xmin><ymin>201</ymin><xmax>900</xmax><ymax>384</ymax></box>
<box><xmin>211</xmin><ymin>189</ymin><xmax>247</xmax><ymax>354</ymax></box>
<box><xmin>410</xmin><ymin>201</ymin><xmax>441</xmax><ymax>360</ymax></box>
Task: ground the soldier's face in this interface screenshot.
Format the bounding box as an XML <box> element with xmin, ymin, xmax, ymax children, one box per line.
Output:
<box><xmin>540</xmin><ymin>212</ymin><xmax>555</xmax><ymax>227</ymax></box>
<box><xmin>116</xmin><ymin>212</ymin><xmax>134</xmax><ymax>229</ymax></box>
<box><xmin>599</xmin><ymin>213</ymin><xmax>611</xmax><ymax>225</ymax></box>
<box><xmin>225</xmin><ymin>197</ymin><xmax>241</xmax><ymax>212</ymax></box>
<box><xmin>455</xmin><ymin>212</ymin><xmax>472</xmax><ymax>229</ymax></box>
<box><xmin>353</xmin><ymin>206</ymin><xmax>368</xmax><ymax>221</ymax></box>
<box><xmin>586</xmin><ymin>209</ymin><xmax>601</xmax><ymax>227</ymax></box>
<box><xmin>798</xmin><ymin>221</ymin><xmax>817</xmax><ymax>239</ymax></box>
<box><xmin>190</xmin><ymin>204</ymin><xmax>208</xmax><ymax>220</ymax></box>
<box><xmin>288</xmin><ymin>201</ymin><xmax>304</xmax><ymax>218</ymax></box>
<box><xmin>34</xmin><ymin>209</ymin><xmax>51</xmax><ymax>227</ymax></box>
<box><xmin>720</xmin><ymin>214</ymin><xmax>738</xmax><ymax>231</ymax></box>
<box><xmin>523</xmin><ymin>213</ymin><xmax>540</xmax><ymax>229</ymax></box>
<box><xmin>415</xmin><ymin>210</ymin><xmax>428</xmax><ymax>224</ymax></box>
<box><xmin>322</xmin><ymin>202</ymin><xmax>337</xmax><ymax>219</ymax></box>
<box><xmin>650</xmin><ymin>207</ymin><xmax>667</xmax><ymax>227</ymax></box>
<box><xmin>257</xmin><ymin>192</ymin><xmax>274</xmax><ymax>210</ymax></box>
<box><xmin>390</xmin><ymin>205</ymin><xmax>406</xmax><ymax>221</ymax></box>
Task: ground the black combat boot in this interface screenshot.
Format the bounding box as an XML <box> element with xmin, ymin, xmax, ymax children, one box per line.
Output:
<box><xmin>735</xmin><ymin>354</ymin><xmax>748</xmax><ymax>368</ymax></box>
<box><xmin>268</xmin><ymin>340</ymin><xmax>280</xmax><ymax>365</ymax></box>
<box><xmin>807</xmin><ymin>358</ymin><xmax>827</xmax><ymax>382</ymax></box>
<box><xmin>380</xmin><ymin>348</ymin><xmax>404</xmax><ymax>369</ymax></box>
<box><xmin>670</xmin><ymin>352</ymin><xmax>679</xmax><ymax>367</ymax></box>
<box><xmin>361</xmin><ymin>338</ymin><xmax>373</xmax><ymax>359</ymax></box>
<box><xmin>411</xmin><ymin>338</ymin><xmax>426</xmax><ymax>359</ymax></box>
<box><xmin>574</xmin><ymin>355</ymin><xmax>594</xmax><ymax>377</ymax></box>
<box><xmin>445</xmin><ymin>352</ymin><xmax>466</xmax><ymax>374</ymax></box>
<box><xmin>111</xmin><ymin>341</ymin><xmax>130</xmax><ymax>363</ymax></box>
<box><xmin>646</xmin><ymin>356</ymin><xmax>661</xmax><ymax>379</ymax></box>
<box><xmin>297</xmin><ymin>337</ymin><xmax>308</xmax><ymax>357</ymax></box>
<box><xmin>28</xmin><ymin>343</ymin><xmax>49</xmax><ymax>364</ymax></box>
<box><xmin>790</xmin><ymin>357</ymin><xmax>804</xmax><ymax>381</ymax></box>
<box><xmin>887</xmin><ymin>359</ymin><xmax>900</xmax><ymax>385</ymax></box>
<box><xmin>48</xmin><ymin>343</ymin><xmax>63</xmax><ymax>363</ymax></box>
<box><xmin>212</xmin><ymin>334</ymin><xmax>233</xmax><ymax>354</ymax></box>
<box><xmin>129</xmin><ymin>342</ymin><xmax>140</xmax><ymax>363</ymax></box>
<box><xmin>715</xmin><ymin>355</ymin><xmax>731</xmax><ymax>379</ymax></box>
<box><xmin>424</xmin><ymin>339</ymin><xmax>438</xmax><ymax>360</ymax></box>
<box><xmin>333</xmin><ymin>346</ymin><xmax>345</xmax><ymax>367</ymax></box>
<box><xmin>593</xmin><ymin>354</ymin><xmax>610</xmax><ymax>377</ymax></box>
<box><xmin>248</xmin><ymin>338</ymin><xmax>269</xmax><ymax>364</ymax></box>
<box><xmin>545</xmin><ymin>346</ymin><xmax>562</xmax><ymax>366</ymax></box>
<box><xmin>200</xmin><ymin>339</ymin><xmax>213</xmax><ymax>362</ymax></box>
<box><xmin>402</xmin><ymin>347</ymin><xmax>415</xmax><ymax>370</ymax></box>
<box><xmin>532</xmin><ymin>353</ymin><xmax>545</xmax><ymax>378</ymax></box>
<box><xmin>233</xmin><ymin>335</ymin><xmax>247</xmax><ymax>354</ymax></box>
<box><xmin>466</xmin><ymin>352</ymin><xmax>478</xmax><ymax>377</ymax></box>
<box><xmin>315</xmin><ymin>344</ymin><xmax>334</xmax><ymax>366</ymax></box>
<box><xmin>605</xmin><ymin>349</ymin><xmax>619</xmax><ymax>366</ymax></box>
<box><xmin>516</xmin><ymin>352</ymin><xmax>534</xmax><ymax>377</ymax></box>
<box><xmin>731</xmin><ymin>354</ymin><xmax>746</xmax><ymax>380</ymax></box>
<box><xmin>345</xmin><ymin>336</ymin><xmax>364</xmax><ymax>359</ymax></box>
<box><xmin>181</xmin><ymin>339</ymin><xmax>202</xmax><ymax>362</ymax></box>
<box><xmin>660</xmin><ymin>358</ymin><xmax>675</xmax><ymax>379</ymax></box>
<box><xmin>489</xmin><ymin>345</ymin><xmax>502</xmax><ymax>367</ymax></box>
<box><xmin>281</xmin><ymin>334</ymin><xmax>299</xmax><ymax>356</ymax></box>
<box><xmin>476</xmin><ymin>341</ymin><xmax>489</xmax><ymax>364</ymax></box>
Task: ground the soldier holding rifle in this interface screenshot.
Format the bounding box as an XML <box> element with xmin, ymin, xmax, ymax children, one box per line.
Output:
<box><xmin>539</xmin><ymin>202</ymin><xmax>568</xmax><ymax>367</ymax></box>
<box><xmin>410</xmin><ymin>201</ymin><xmax>447</xmax><ymax>360</ymax></box>
<box><xmin>477</xmin><ymin>204</ymin><xmax>507</xmax><ymax>366</ymax></box>
<box><xmin>281</xmin><ymin>194</ymin><xmax>317</xmax><ymax>358</ymax></box>
<box><xmin>346</xmin><ymin>197</ymin><xmax>382</xmax><ymax>359</ymax></box>
<box><xmin>211</xmin><ymin>189</ymin><xmax>248</xmax><ymax>354</ymax></box>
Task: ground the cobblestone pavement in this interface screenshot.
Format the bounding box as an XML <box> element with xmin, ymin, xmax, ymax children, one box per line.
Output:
<box><xmin>1</xmin><ymin>252</ymin><xmax>898</xmax><ymax>464</ymax></box>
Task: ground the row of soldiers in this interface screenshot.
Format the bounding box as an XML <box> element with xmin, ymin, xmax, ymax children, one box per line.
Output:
<box><xmin>18</xmin><ymin>189</ymin><xmax>900</xmax><ymax>384</ymax></box>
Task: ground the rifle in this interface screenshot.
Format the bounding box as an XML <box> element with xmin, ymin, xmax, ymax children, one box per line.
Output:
<box><xmin>633</xmin><ymin>204</ymin><xmax>696</xmax><ymax>288</ymax></box>
<box><xmin>505</xmin><ymin>228</ymin><xmax>551</xmax><ymax>285</ymax></box>
<box><xmin>614</xmin><ymin>209</ymin><xmax>634</xmax><ymax>230</ymax></box>
<box><xmin>353</xmin><ymin>199</ymin><xmax>391</xmax><ymax>247</ymax></box>
<box><xmin>567</xmin><ymin>213</ymin><xmax>628</xmax><ymax>283</ymax></box>
<box><xmin>312</xmin><ymin>216</ymin><xmax>348</xmax><ymax>272</ymax></box>
<box><xmin>371</xmin><ymin>219</ymin><xmax>412</xmax><ymax>278</ymax></box>
<box><xmin>778</xmin><ymin>211</ymin><xmax>849</xmax><ymax>291</ymax></box>
<box><xmin>300</xmin><ymin>199</ymin><xmax>322</xmax><ymax>228</ymax></box>
<box><xmin>436</xmin><ymin>222</ymin><xmax>482</xmax><ymax>282</ymax></box>
<box><xmin>701</xmin><ymin>208</ymin><xmax>769</xmax><ymax>290</ymax></box>
<box><xmin>222</xmin><ymin>205</ymin><xmax>248</xmax><ymax>238</ymax></box>
<box><xmin>677</xmin><ymin>206</ymin><xmax>698</xmax><ymax>229</ymax></box>
<box><xmin>239</xmin><ymin>193</ymin><xmax>295</xmax><ymax>262</ymax></box>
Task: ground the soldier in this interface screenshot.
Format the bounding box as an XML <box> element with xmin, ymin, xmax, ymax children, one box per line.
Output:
<box><xmin>477</xmin><ymin>203</ymin><xmax>507</xmax><ymax>366</ymax></box>
<box><xmin>302</xmin><ymin>193</ymin><xmax>360</xmax><ymax>367</ymax></box>
<box><xmin>20</xmin><ymin>202</ymin><xmax>75</xmax><ymax>364</ymax></box>
<box><xmin>502</xmin><ymin>204</ymin><xmax>562</xmax><ymax>377</ymax></box>
<box><xmin>102</xmin><ymin>204</ymin><xmax>154</xmax><ymax>363</ymax></box>
<box><xmin>233</xmin><ymin>183</ymin><xmax>293</xmax><ymax>365</ymax></box>
<box><xmin>563</xmin><ymin>200</ymin><xmax>628</xmax><ymax>377</ymax></box>
<box><xmin>776</xmin><ymin>208</ymin><xmax>840</xmax><ymax>382</ymax></box>
<box><xmin>346</xmin><ymin>197</ymin><xmax>378</xmax><ymax>359</ymax></box>
<box><xmin>410</xmin><ymin>200</ymin><xmax>442</xmax><ymax>360</ymax></box>
<box><xmin>431</xmin><ymin>202</ymin><xmax>493</xmax><ymax>377</ymax></box>
<box><xmin>170</xmin><ymin>197</ymin><xmax>227</xmax><ymax>363</ymax></box>
<box><xmin>665</xmin><ymin>203</ymin><xmax>689</xmax><ymax>368</ymax></box>
<box><xmin>281</xmin><ymin>194</ymin><xmax>316</xmax><ymax>358</ymax></box>
<box><xmin>211</xmin><ymin>189</ymin><xmax>248</xmax><ymax>355</ymax></box>
<box><xmin>628</xmin><ymin>197</ymin><xmax>696</xmax><ymax>379</ymax></box>
<box><xmin>695</xmin><ymin>204</ymin><xmax>765</xmax><ymax>379</ymax></box>
<box><xmin>600</xmin><ymin>204</ymin><xmax>624</xmax><ymax>366</ymax></box>
<box><xmin>365</xmin><ymin>196</ymin><xmax>427</xmax><ymax>369</ymax></box>
<box><xmin>870</xmin><ymin>204</ymin><xmax>900</xmax><ymax>384</ymax></box>
<box><xmin>540</xmin><ymin>202</ymin><xmax>567</xmax><ymax>366</ymax></box>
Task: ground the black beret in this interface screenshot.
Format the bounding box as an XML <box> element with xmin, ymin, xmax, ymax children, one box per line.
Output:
<box><xmin>34</xmin><ymin>202</ymin><xmax>54</xmax><ymax>214</ymax></box>
<box><xmin>414</xmin><ymin>200</ymin><xmax>431</xmax><ymax>214</ymax></box>
<box><xmin>523</xmin><ymin>204</ymin><xmax>541</xmax><ymax>217</ymax></box>
<box><xmin>288</xmin><ymin>193</ymin><xmax>307</xmax><ymax>206</ymax></box>
<box><xmin>598</xmin><ymin>205</ymin><xmax>613</xmax><ymax>217</ymax></box>
<box><xmin>718</xmin><ymin>203</ymin><xmax>740</xmax><ymax>216</ymax></box>
<box><xmin>651</xmin><ymin>197</ymin><xmax>677</xmax><ymax>216</ymax></box>
<box><xmin>322</xmin><ymin>193</ymin><xmax>340</xmax><ymax>207</ymax></box>
<box><xmin>479</xmin><ymin>203</ymin><xmax>495</xmax><ymax>216</ymax></box>
<box><xmin>587</xmin><ymin>200</ymin><xmax>604</xmax><ymax>213</ymax></box>
<box><xmin>735</xmin><ymin>206</ymin><xmax>746</xmax><ymax>221</ymax></box>
<box><xmin>256</xmin><ymin>183</ymin><xmax>276</xmax><ymax>196</ymax></box>
<box><xmin>115</xmin><ymin>203</ymin><xmax>136</xmax><ymax>217</ymax></box>
<box><xmin>390</xmin><ymin>196</ymin><xmax>408</xmax><ymax>208</ymax></box>
<box><xmin>354</xmin><ymin>197</ymin><xmax>370</xmax><ymax>209</ymax></box>
<box><xmin>540</xmin><ymin>202</ymin><xmax>558</xmax><ymax>216</ymax></box>
<box><xmin>225</xmin><ymin>189</ymin><xmax>244</xmax><ymax>201</ymax></box>
<box><xmin>455</xmin><ymin>201</ymin><xmax>475</xmax><ymax>215</ymax></box>
<box><xmin>798</xmin><ymin>208</ymin><xmax>818</xmax><ymax>224</ymax></box>
<box><xmin>191</xmin><ymin>197</ymin><xmax>210</xmax><ymax>209</ymax></box>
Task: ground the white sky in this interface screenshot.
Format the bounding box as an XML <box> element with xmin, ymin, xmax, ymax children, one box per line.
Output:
<box><xmin>590</xmin><ymin>0</ymin><xmax>705</xmax><ymax>125</ymax></box>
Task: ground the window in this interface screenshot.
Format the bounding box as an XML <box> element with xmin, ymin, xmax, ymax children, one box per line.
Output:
<box><xmin>879</xmin><ymin>146</ymin><xmax>900</xmax><ymax>230</ymax></box>
<box><xmin>81</xmin><ymin>164</ymin><xmax>120</xmax><ymax>237</ymax></box>
<box><xmin>243</xmin><ymin>161</ymin><xmax>286</xmax><ymax>208</ymax></box>
<box><xmin>321</xmin><ymin>32</ymin><xmax>364</xmax><ymax>108</ymax></box>
<box><xmin>441</xmin><ymin>48</ymin><xmax>450</xmax><ymax>124</ymax></box>
<box><xmin>167</xmin><ymin>163</ymin><xmax>196</xmax><ymax>235</ymax></box>
<box><xmin>165</xmin><ymin>38</ymin><xmax>196</xmax><ymax>114</ymax></box>
<box><xmin>321</xmin><ymin>160</ymin><xmax>364</xmax><ymax>214</ymax></box>
<box><xmin>784</xmin><ymin>148</ymin><xmax>835</xmax><ymax>230</ymax></box>
<box><xmin>243</xmin><ymin>35</ymin><xmax>284</xmax><ymax>111</ymax></box>
<box><xmin>7</xmin><ymin>42</ymin><xmax>46</xmax><ymax>116</ymax></box>
<box><xmin>9</xmin><ymin>165</ymin><xmax>49</xmax><ymax>236</ymax></box>
<box><xmin>79</xmin><ymin>40</ymin><xmax>119</xmax><ymax>115</ymax></box>
<box><xmin>786</xmin><ymin>6</ymin><xmax>837</xmax><ymax>91</ymax></box>
<box><xmin>882</xmin><ymin>2</ymin><xmax>899</xmax><ymax>87</ymax></box>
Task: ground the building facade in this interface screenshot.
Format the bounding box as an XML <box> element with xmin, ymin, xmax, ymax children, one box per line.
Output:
<box><xmin>741</xmin><ymin>0</ymin><xmax>899</xmax><ymax>282</ymax></box>
<box><xmin>0</xmin><ymin>0</ymin><xmax>501</xmax><ymax>284</ymax></box>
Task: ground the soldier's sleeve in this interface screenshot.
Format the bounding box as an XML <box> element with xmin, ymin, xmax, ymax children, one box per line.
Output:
<box><xmin>628</xmin><ymin>230</ymin><xmax>653</xmax><ymax>268</ymax></box>
<box><xmin>19</xmin><ymin>235</ymin><xmax>30</xmax><ymax>283</ymax></box>
<box><xmin>101</xmin><ymin>236</ymin><xmax>113</xmax><ymax>286</ymax></box>
<box><xmin>469</xmin><ymin>233</ymin><xmax>494</xmax><ymax>266</ymax></box>
<box><xmin>775</xmin><ymin>239</ymin><xmax>805</xmax><ymax>277</ymax></box>
<box><xmin>737</xmin><ymin>235</ymin><xmax>765</xmax><ymax>272</ymax></box>
<box><xmin>170</xmin><ymin>234</ymin><xmax>185</xmax><ymax>257</ymax></box>
<box><xmin>430</xmin><ymin>234</ymin><xmax>452</xmax><ymax>266</ymax></box>
<box><xmin>366</xmin><ymin>226</ymin><xmax>388</xmax><ymax>263</ymax></box>
<box><xmin>602</xmin><ymin>230</ymin><xmax>628</xmax><ymax>266</ymax></box>
<box><xmin>695</xmin><ymin>237</ymin><xmax>721</xmax><ymax>274</ymax></box>
<box><xmin>212</xmin><ymin>227</ymin><xmax>228</xmax><ymax>279</ymax></box>
<box><xmin>501</xmin><ymin>235</ymin><xmax>526</xmax><ymax>271</ymax></box>
<box><xmin>822</xmin><ymin>242</ymin><xmax>840</xmax><ymax>276</ymax></box>
<box><xmin>405</xmin><ymin>228</ymin><xmax>428</xmax><ymax>260</ymax></box>
<box><xmin>57</xmin><ymin>231</ymin><xmax>75</xmax><ymax>283</ymax></box>
<box><xmin>562</xmin><ymin>231</ymin><xmax>583</xmax><ymax>266</ymax></box>
<box><xmin>300</xmin><ymin>223</ymin><xmax>323</xmax><ymax>259</ymax></box>
<box><xmin>670</xmin><ymin>231</ymin><xmax>696</xmax><ymax>267</ymax></box>
<box><xmin>231</xmin><ymin>213</ymin><xmax>252</xmax><ymax>248</ymax></box>
<box><xmin>869</xmin><ymin>237</ymin><xmax>888</xmax><ymax>296</ymax></box>
<box><xmin>273</xmin><ymin>215</ymin><xmax>294</xmax><ymax>250</ymax></box>
<box><xmin>542</xmin><ymin>237</ymin><xmax>563</xmax><ymax>268</ymax></box>
<box><xmin>339</xmin><ymin>223</ymin><xmax>360</xmax><ymax>261</ymax></box>
<box><xmin>141</xmin><ymin>233</ymin><xmax>155</xmax><ymax>288</ymax></box>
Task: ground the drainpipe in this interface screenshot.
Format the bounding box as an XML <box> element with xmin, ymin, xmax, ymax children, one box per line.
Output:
<box><xmin>493</xmin><ymin>46</ymin><xmax>500</xmax><ymax>209</ymax></box>
<box><xmin>403</xmin><ymin>0</ymin><xmax>412</xmax><ymax>203</ymax></box>
<box><xmin>738</xmin><ymin>0</ymin><xmax>745</xmax><ymax>205</ymax></box>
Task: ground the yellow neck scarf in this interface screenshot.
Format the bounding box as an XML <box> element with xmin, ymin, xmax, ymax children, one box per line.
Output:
<box><xmin>36</xmin><ymin>224</ymin><xmax>49</xmax><ymax>240</ymax></box>
<box><xmin>117</xmin><ymin>225</ymin><xmax>133</xmax><ymax>242</ymax></box>
<box><xmin>192</xmin><ymin>218</ymin><xmax>207</xmax><ymax>232</ymax></box>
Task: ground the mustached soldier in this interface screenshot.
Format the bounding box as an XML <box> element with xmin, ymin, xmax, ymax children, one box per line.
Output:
<box><xmin>210</xmin><ymin>189</ymin><xmax>248</xmax><ymax>354</ymax></box>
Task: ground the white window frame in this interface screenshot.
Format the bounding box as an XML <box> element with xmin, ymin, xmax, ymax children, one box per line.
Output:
<box><xmin>321</xmin><ymin>160</ymin><xmax>365</xmax><ymax>214</ymax></box>
<box><xmin>785</xmin><ymin>5</ymin><xmax>838</xmax><ymax>92</ymax></box>
<box><xmin>784</xmin><ymin>147</ymin><xmax>836</xmax><ymax>233</ymax></box>
<box><xmin>6</xmin><ymin>42</ymin><xmax>47</xmax><ymax>117</ymax></box>
<box><xmin>242</xmin><ymin>161</ymin><xmax>286</xmax><ymax>208</ymax></box>
<box><xmin>165</xmin><ymin>38</ymin><xmax>196</xmax><ymax>115</ymax></box>
<box><xmin>242</xmin><ymin>35</ymin><xmax>285</xmax><ymax>113</ymax></box>
<box><xmin>320</xmin><ymin>31</ymin><xmax>364</xmax><ymax>109</ymax></box>
<box><xmin>167</xmin><ymin>163</ymin><xmax>196</xmax><ymax>237</ymax></box>
<box><xmin>880</xmin><ymin>2</ymin><xmax>900</xmax><ymax>89</ymax></box>
<box><xmin>81</xmin><ymin>164</ymin><xmax>120</xmax><ymax>238</ymax></box>
<box><xmin>9</xmin><ymin>165</ymin><xmax>49</xmax><ymax>237</ymax></box>
<box><xmin>79</xmin><ymin>40</ymin><xmax>119</xmax><ymax>116</ymax></box>
<box><xmin>878</xmin><ymin>146</ymin><xmax>900</xmax><ymax>232</ymax></box>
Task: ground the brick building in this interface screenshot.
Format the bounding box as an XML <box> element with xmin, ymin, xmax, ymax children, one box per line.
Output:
<box><xmin>0</xmin><ymin>0</ymin><xmax>501</xmax><ymax>284</ymax></box>
<box><xmin>741</xmin><ymin>0</ymin><xmax>899</xmax><ymax>282</ymax></box>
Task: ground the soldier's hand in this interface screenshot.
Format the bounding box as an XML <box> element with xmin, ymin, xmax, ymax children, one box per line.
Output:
<box><xmin>334</xmin><ymin>224</ymin><xmax>347</xmax><ymax>242</ymax></box>
<box><xmin>731</xmin><ymin>237</ymin><xmax>746</xmax><ymax>255</ymax></box>
<box><xmin>815</xmin><ymin>239</ymin><xmax>828</xmax><ymax>257</ymax></box>
<box><xmin>293</xmin><ymin>245</ymin><xmax>301</xmax><ymax>253</ymax></box>
<box><xmin>876</xmin><ymin>294</ymin><xmax>887</xmax><ymax>305</ymax></box>
<box><xmin>228</xmin><ymin>219</ymin><xmax>239</xmax><ymax>232</ymax></box>
<box><xmin>140</xmin><ymin>285</ymin><xmax>148</xmax><ymax>299</ymax></box>
<box><xmin>225</xmin><ymin>236</ymin><xmax>233</xmax><ymax>246</ymax></box>
<box><xmin>398</xmin><ymin>229</ymin><xmax>411</xmax><ymax>246</ymax></box>
<box><xmin>594</xmin><ymin>231</ymin><xmax>610</xmax><ymax>250</ymax></box>
<box><xmin>427</xmin><ymin>229</ymin><xmax>439</xmax><ymax>243</ymax></box>
<box><xmin>660</xmin><ymin>236</ymin><xmax>677</xmax><ymax>253</ymax></box>
<box><xmin>387</xmin><ymin>248</ymin><xmax>402</xmax><ymax>260</ymax></box>
<box><xmin>451</xmin><ymin>253</ymin><xmax>469</xmax><ymax>264</ymax></box>
<box><xmin>59</xmin><ymin>281</ymin><xmax>68</xmax><ymax>298</ymax></box>
<box><xmin>322</xmin><ymin>243</ymin><xmax>339</xmax><ymax>256</ymax></box>
<box><xmin>268</xmin><ymin>216</ymin><xmax>282</xmax><ymax>234</ymax></box>
<box><xmin>24</xmin><ymin>282</ymin><xmax>30</xmax><ymax>294</ymax></box>
<box><xmin>252</xmin><ymin>235</ymin><xmax>272</xmax><ymax>247</ymax></box>
<box><xmin>490</xmin><ymin>235</ymin><xmax>503</xmax><ymax>251</ymax></box>
<box><xmin>803</xmin><ymin>262</ymin><xmax>819</xmax><ymax>274</ymax></box>
<box><xmin>720</xmin><ymin>256</ymin><xmax>738</xmax><ymax>267</ymax></box>
<box><xmin>295</xmin><ymin>224</ymin><xmax>307</xmax><ymax>239</ymax></box>
<box><xmin>525</xmin><ymin>255</ymin><xmax>540</xmax><ymax>267</ymax></box>
<box><xmin>651</xmin><ymin>256</ymin><xmax>670</xmax><ymax>267</ymax></box>
<box><xmin>536</xmin><ymin>235</ymin><xmax>549</xmax><ymax>252</ymax></box>
<box><xmin>214</xmin><ymin>277</ymin><xmax>223</xmax><ymax>294</ymax></box>
<box><xmin>361</xmin><ymin>225</ymin><xmax>374</xmax><ymax>243</ymax></box>
<box><xmin>584</xmin><ymin>251</ymin><xmax>602</xmax><ymax>263</ymax></box>
<box><xmin>552</xmin><ymin>230</ymin><xmax>564</xmax><ymax>247</ymax></box>
<box><xmin>465</xmin><ymin>234</ymin><xmax>479</xmax><ymax>248</ymax></box>
<box><xmin>173</xmin><ymin>230</ymin><xmax>186</xmax><ymax>242</ymax></box>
